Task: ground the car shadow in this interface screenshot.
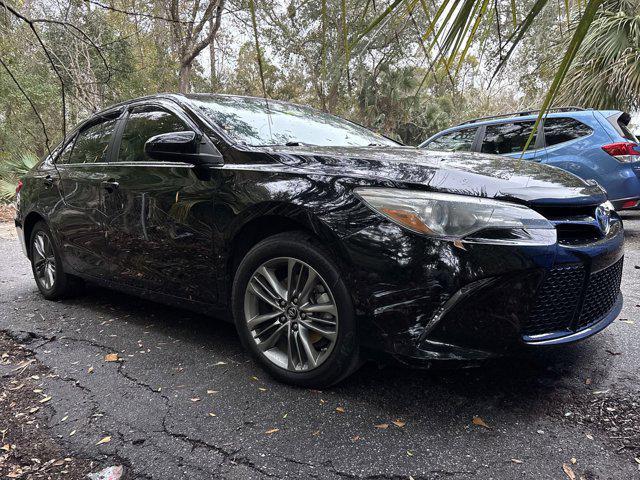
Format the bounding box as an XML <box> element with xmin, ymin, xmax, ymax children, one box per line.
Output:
<box><xmin>57</xmin><ymin>280</ymin><xmax>613</xmax><ymax>422</ymax></box>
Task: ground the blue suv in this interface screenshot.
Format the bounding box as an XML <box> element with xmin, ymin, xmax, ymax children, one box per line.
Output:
<box><xmin>420</xmin><ymin>108</ymin><xmax>640</xmax><ymax>210</ymax></box>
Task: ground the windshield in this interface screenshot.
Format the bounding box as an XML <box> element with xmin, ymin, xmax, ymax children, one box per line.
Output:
<box><xmin>187</xmin><ymin>94</ymin><xmax>399</xmax><ymax>147</ymax></box>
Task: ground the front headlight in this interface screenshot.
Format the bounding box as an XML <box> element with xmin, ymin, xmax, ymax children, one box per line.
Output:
<box><xmin>354</xmin><ymin>188</ymin><xmax>557</xmax><ymax>246</ymax></box>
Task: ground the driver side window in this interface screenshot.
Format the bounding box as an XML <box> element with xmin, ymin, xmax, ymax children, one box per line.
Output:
<box><xmin>117</xmin><ymin>106</ymin><xmax>188</xmax><ymax>162</ymax></box>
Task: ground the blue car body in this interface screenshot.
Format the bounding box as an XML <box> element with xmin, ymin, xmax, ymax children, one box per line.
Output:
<box><xmin>420</xmin><ymin>109</ymin><xmax>640</xmax><ymax>210</ymax></box>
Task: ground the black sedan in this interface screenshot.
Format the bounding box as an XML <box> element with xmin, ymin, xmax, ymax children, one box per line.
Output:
<box><xmin>14</xmin><ymin>94</ymin><xmax>624</xmax><ymax>386</ymax></box>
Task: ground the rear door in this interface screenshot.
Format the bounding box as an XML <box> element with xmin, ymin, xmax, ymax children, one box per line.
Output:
<box><xmin>53</xmin><ymin>115</ymin><xmax>120</xmax><ymax>278</ymax></box>
<box><xmin>422</xmin><ymin>127</ymin><xmax>479</xmax><ymax>152</ymax></box>
<box><xmin>479</xmin><ymin>120</ymin><xmax>545</xmax><ymax>161</ymax></box>
<box><xmin>102</xmin><ymin>102</ymin><xmax>218</xmax><ymax>302</ymax></box>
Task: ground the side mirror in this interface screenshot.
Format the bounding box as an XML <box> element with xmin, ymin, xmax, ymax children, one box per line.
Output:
<box><xmin>144</xmin><ymin>131</ymin><xmax>223</xmax><ymax>166</ymax></box>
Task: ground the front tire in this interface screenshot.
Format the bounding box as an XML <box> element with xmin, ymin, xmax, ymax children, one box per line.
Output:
<box><xmin>232</xmin><ymin>231</ymin><xmax>360</xmax><ymax>387</ymax></box>
<box><xmin>29</xmin><ymin>221</ymin><xmax>81</xmax><ymax>300</ymax></box>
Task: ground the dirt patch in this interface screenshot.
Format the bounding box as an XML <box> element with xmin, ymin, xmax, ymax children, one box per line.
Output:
<box><xmin>561</xmin><ymin>388</ymin><xmax>640</xmax><ymax>457</ymax></box>
<box><xmin>0</xmin><ymin>331</ymin><xmax>99</xmax><ymax>479</ymax></box>
<box><xmin>0</xmin><ymin>204</ymin><xmax>16</xmax><ymax>222</ymax></box>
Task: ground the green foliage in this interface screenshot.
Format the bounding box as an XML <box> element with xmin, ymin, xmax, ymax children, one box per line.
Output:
<box><xmin>0</xmin><ymin>152</ymin><xmax>39</xmax><ymax>202</ymax></box>
<box><xmin>558</xmin><ymin>0</ymin><xmax>640</xmax><ymax>110</ymax></box>
<box><xmin>0</xmin><ymin>0</ymin><xmax>634</xmax><ymax>195</ymax></box>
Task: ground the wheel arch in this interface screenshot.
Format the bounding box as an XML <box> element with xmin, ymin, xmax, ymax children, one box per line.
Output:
<box><xmin>22</xmin><ymin>211</ymin><xmax>47</xmax><ymax>258</ymax></box>
<box><xmin>222</xmin><ymin>203</ymin><xmax>351</xmax><ymax>299</ymax></box>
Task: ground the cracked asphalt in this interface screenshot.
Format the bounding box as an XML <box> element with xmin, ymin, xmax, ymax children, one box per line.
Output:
<box><xmin>1</xmin><ymin>214</ymin><xmax>639</xmax><ymax>480</ymax></box>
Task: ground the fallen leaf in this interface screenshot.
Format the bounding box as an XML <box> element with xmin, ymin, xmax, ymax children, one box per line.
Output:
<box><xmin>61</xmin><ymin>415</ymin><xmax>69</xmax><ymax>422</ymax></box>
<box><xmin>258</xmin><ymin>387</ymin><xmax>267</xmax><ymax>392</ymax></box>
<box><xmin>208</xmin><ymin>412</ymin><xmax>217</xmax><ymax>417</ymax></box>
<box><xmin>190</xmin><ymin>398</ymin><xmax>201</xmax><ymax>402</ymax></box>
<box><xmin>406</xmin><ymin>450</ymin><xmax>414</xmax><ymax>456</ymax></box>
<box><xmin>251</xmin><ymin>376</ymin><xmax>259</xmax><ymax>381</ymax></box>
<box><xmin>69</xmin><ymin>430</ymin><xmax>76</xmax><ymax>436</ymax></box>
<box><xmin>29</xmin><ymin>407</ymin><xmax>40</xmax><ymax>414</ymax></box>
<box><xmin>213</xmin><ymin>361</ymin><xmax>226</xmax><ymax>366</ymax></box>
<box><xmin>392</xmin><ymin>419</ymin><xmax>406</xmax><ymax>428</ymax></box>
<box><xmin>619</xmin><ymin>319</ymin><xmax>634</xmax><ymax>325</ymax></box>
<box><xmin>39</xmin><ymin>396</ymin><xmax>52</xmax><ymax>404</ymax></box>
<box><xmin>570</xmin><ymin>458</ymin><xmax>577</xmax><ymax>464</ymax></box>
<box><xmin>104</xmin><ymin>353</ymin><xmax>119</xmax><ymax>362</ymax></box>
<box><xmin>96</xmin><ymin>436</ymin><xmax>111</xmax><ymax>446</ymax></box>
<box><xmin>511</xmin><ymin>459</ymin><xmax>523</xmax><ymax>464</ymax></box>
<box><xmin>88</xmin><ymin>367</ymin><xmax>94</xmax><ymax>374</ymax></box>
<box><xmin>562</xmin><ymin>463</ymin><xmax>576</xmax><ymax>480</ymax></box>
<box><xmin>585</xmin><ymin>378</ymin><xmax>592</xmax><ymax>385</ymax></box>
<box><xmin>375</xmin><ymin>423</ymin><xmax>389</xmax><ymax>429</ymax></box>
<box><xmin>472</xmin><ymin>416</ymin><xmax>490</xmax><ymax>428</ymax></box>
<box><xmin>206</xmin><ymin>390</ymin><xmax>218</xmax><ymax>395</ymax></box>
<box><xmin>1</xmin><ymin>444</ymin><xmax>10</xmax><ymax>452</ymax></box>
<box><xmin>351</xmin><ymin>435</ymin><xmax>360</xmax><ymax>442</ymax></box>
<box><xmin>265</xmin><ymin>428</ymin><xmax>279</xmax><ymax>435</ymax></box>
<box><xmin>335</xmin><ymin>407</ymin><xmax>345</xmax><ymax>413</ymax></box>
<box><xmin>586</xmin><ymin>434</ymin><xmax>594</xmax><ymax>440</ymax></box>
<box><xmin>7</xmin><ymin>467</ymin><xmax>23</xmax><ymax>478</ymax></box>
<box><xmin>312</xmin><ymin>430</ymin><xmax>320</xmax><ymax>436</ymax></box>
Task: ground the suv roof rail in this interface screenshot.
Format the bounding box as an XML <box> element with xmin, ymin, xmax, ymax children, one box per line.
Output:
<box><xmin>457</xmin><ymin>107</ymin><xmax>587</xmax><ymax>126</ymax></box>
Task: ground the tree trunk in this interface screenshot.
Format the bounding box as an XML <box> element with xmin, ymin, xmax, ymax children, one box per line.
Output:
<box><xmin>178</xmin><ymin>63</ymin><xmax>191</xmax><ymax>93</ymax></box>
<box><xmin>209</xmin><ymin>17</ymin><xmax>217</xmax><ymax>92</ymax></box>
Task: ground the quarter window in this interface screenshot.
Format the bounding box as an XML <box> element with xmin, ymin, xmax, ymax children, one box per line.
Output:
<box><xmin>544</xmin><ymin>118</ymin><xmax>593</xmax><ymax>146</ymax></box>
<box><xmin>424</xmin><ymin>128</ymin><xmax>477</xmax><ymax>152</ymax></box>
<box><xmin>481</xmin><ymin>122</ymin><xmax>537</xmax><ymax>154</ymax></box>
<box><xmin>68</xmin><ymin>119</ymin><xmax>118</xmax><ymax>164</ymax></box>
<box><xmin>117</xmin><ymin>107</ymin><xmax>188</xmax><ymax>162</ymax></box>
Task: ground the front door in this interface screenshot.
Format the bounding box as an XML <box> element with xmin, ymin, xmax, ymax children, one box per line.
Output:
<box><xmin>102</xmin><ymin>103</ymin><xmax>218</xmax><ymax>303</ymax></box>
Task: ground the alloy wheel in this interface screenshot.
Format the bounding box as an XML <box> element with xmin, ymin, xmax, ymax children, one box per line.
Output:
<box><xmin>32</xmin><ymin>231</ymin><xmax>56</xmax><ymax>290</ymax></box>
<box><xmin>244</xmin><ymin>257</ymin><xmax>339</xmax><ymax>371</ymax></box>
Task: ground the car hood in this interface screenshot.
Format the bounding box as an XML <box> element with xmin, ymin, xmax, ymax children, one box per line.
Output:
<box><xmin>262</xmin><ymin>145</ymin><xmax>607</xmax><ymax>207</ymax></box>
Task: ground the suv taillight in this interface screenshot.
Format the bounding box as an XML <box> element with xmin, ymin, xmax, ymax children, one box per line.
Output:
<box><xmin>16</xmin><ymin>179</ymin><xmax>23</xmax><ymax>194</ymax></box>
<box><xmin>602</xmin><ymin>142</ymin><xmax>640</xmax><ymax>163</ymax></box>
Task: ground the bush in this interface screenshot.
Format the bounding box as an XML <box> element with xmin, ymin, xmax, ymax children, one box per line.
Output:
<box><xmin>0</xmin><ymin>152</ymin><xmax>39</xmax><ymax>203</ymax></box>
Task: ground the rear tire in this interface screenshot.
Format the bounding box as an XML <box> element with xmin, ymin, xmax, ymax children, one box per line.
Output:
<box><xmin>29</xmin><ymin>221</ymin><xmax>83</xmax><ymax>300</ymax></box>
<box><xmin>232</xmin><ymin>231</ymin><xmax>360</xmax><ymax>387</ymax></box>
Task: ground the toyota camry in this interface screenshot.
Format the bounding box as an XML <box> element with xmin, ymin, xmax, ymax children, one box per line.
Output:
<box><xmin>14</xmin><ymin>94</ymin><xmax>624</xmax><ymax>387</ymax></box>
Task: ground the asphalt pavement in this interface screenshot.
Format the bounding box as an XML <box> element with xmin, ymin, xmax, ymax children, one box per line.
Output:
<box><xmin>1</xmin><ymin>213</ymin><xmax>639</xmax><ymax>479</ymax></box>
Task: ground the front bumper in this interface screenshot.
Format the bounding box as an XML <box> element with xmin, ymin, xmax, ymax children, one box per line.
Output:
<box><xmin>339</xmin><ymin>212</ymin><xmax>625</xmax><ymax>363</ymax></box>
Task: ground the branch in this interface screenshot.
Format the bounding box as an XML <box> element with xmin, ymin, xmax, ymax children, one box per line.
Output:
<box><xmin>0</xmin><ymin>0</ymin><xmax>67</xmax><ymax>139</ymax></box>
<box><xmin>83</xmin><ymin>0</ymin><xmax>193</xmax><ymax>24</ymax></box>
<box><xmin>0</xmin><ymin>55</ymin><xmax>53</xmax><ymax>157</ymax></box>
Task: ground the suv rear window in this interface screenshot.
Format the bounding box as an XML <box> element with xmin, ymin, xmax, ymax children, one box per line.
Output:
<box><xmin>544</xmin><ymin>118</ymin><xmax>593</xmax><ymax>146</ymax></box>
<box><xmin>481</xmin><ymin>121</ymin><xmax>537</xmax><ymax>154</ymax></box>
<box><xmin>424</xmin><ymin>128</ymin><xmax>477</xmax><ymax>152</ymax></box>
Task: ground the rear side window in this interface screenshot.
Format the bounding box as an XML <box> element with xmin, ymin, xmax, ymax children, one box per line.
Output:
<box><xmin>544</xmin><ymin>118</ymin><xmax>593</xmax><ymax>146</ymax></box>
<box><xmin>618</xmin><ymin>118</ymin><xmax>638</xmax><ymax>142</ymax></box>
<box><xmin>68</xmin><ymin>119</ymin><xmax>118</xmax><ymax>164</ymax></box>
<box><xmin>481</xmin><ymin>122</ymin><xmax>537</xmax><ymax>154</ymax></box>
<box><xmin>117</xmin><ymin>107</ymin><xmax>187</xmax><ymax>162</ymax></box>
<box><xmin>55</xmin><ymin>137</ymin><xmax>76</xmax><ymax>164</ymax></box>
<box><xmin>424</xmin><ymin>128</ymin><xmax>477</xmax><ymax>152</ymax></box>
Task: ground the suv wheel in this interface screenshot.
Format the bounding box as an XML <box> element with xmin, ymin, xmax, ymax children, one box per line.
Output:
<box><xmin>232</xmin><ymin>231</ymin><xmax>360</xmax><ymax>387</ymax></box>
<box><xmin>30</xmin><ymin>221</ymin><xmax>82</xmax><ymax>300</ymax></box>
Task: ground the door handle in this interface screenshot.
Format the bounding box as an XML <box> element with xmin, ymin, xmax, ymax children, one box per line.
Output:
<box><xmin>43</xmin><ymin>175</ymin><xmax>54</xmax><ymax>188</ymax></box>
<box><xmin>101</xmin><ymin>180</ymin><xmax>119</xmax><ymax>193</ymax></box>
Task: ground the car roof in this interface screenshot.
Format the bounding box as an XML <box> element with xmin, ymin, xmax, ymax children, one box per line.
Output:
<box><xmin>421</xmin><ymin>109</ymin><xmax>622</xmax><ymax>140</ymax></box>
